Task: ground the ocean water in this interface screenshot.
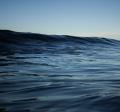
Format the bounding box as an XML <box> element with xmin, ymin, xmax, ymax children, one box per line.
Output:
<box><xmin>0</xmin><ymin>30</ymin><xmax>120</xmax><ymax>112</ymax></box>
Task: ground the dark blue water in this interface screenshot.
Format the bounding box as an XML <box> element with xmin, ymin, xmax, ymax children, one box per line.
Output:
<box><xmin>0</xmin><ymin>30</ymin><xmax>120</xmax><ymax>112</ymax></box>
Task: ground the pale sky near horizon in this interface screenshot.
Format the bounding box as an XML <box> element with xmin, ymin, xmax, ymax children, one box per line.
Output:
<box><xmin>0</xmin><ymin>0</ymin><xmax>120</xmax><ymax>39</ymax></box>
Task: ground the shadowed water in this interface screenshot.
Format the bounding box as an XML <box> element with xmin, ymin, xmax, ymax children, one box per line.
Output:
<box><xmin>0</xmin><ymin>30</ymin><xmax>120</xmax><ymax>112</ymax></box>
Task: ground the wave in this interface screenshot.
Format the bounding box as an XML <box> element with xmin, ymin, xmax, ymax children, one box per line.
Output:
<box><xmin>0</xmin><ymin>30</ymin><xmax>120</xmax><ymax>55</ymax></box>
<box><xmin>0</xmin><ymin>30</ymin><xmax>120</xmax><ymax>44</ymax></box>
<box><xmin>1</xmin><ymin>30</ymin><xmax>120</xmax><ymax>112</ymax></box>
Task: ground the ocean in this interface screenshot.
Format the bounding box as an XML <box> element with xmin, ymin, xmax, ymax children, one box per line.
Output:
<box><xmin>0</xmin><ymin>30</ymin><xmax>120</xmax><ymax>112</ymax></box>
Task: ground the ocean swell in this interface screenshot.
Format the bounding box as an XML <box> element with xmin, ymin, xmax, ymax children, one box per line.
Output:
<box><xmin>0</xmin><ymin>30</ymin><xmax>120</xmax><ymax>55</ymax></box>
<box><xmin>0</xmin><ymin>30</ymin><xmax>120</xmax><ymax>112</ymax></box>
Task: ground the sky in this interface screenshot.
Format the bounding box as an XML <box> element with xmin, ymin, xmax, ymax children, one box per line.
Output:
<box><xmin>0</xmin><ymin>0</ymin><xmax>120</xmax><ymax>39</ymax></box>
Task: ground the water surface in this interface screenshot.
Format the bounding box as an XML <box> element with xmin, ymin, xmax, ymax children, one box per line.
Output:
<box><xmin>0</xmin><ymin>30</ymin><xmax>120</xmax><ymax>112</ymax></box>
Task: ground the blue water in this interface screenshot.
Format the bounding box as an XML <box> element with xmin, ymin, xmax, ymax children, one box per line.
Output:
<box><xmin>0</xmin><ymin>30</ymin><xmax>120</xmax><ymax>112</ymax></box>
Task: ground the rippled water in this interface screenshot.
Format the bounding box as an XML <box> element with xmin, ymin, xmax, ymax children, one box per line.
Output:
<box><xmin>0</xmin><ymin>30</ymin><xmax>120</xmax><ymax>112</ymax></box>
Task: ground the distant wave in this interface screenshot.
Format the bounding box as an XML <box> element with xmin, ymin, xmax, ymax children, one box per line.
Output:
<box><xmin>0</xmin><ymin>30</ymin><xmax>120</xmax><ymax>44</ymax></box>
<box><xmin>0</xmin><ymin>30</ymin><xmax>120</xmax><ymax>55</ymax></box>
